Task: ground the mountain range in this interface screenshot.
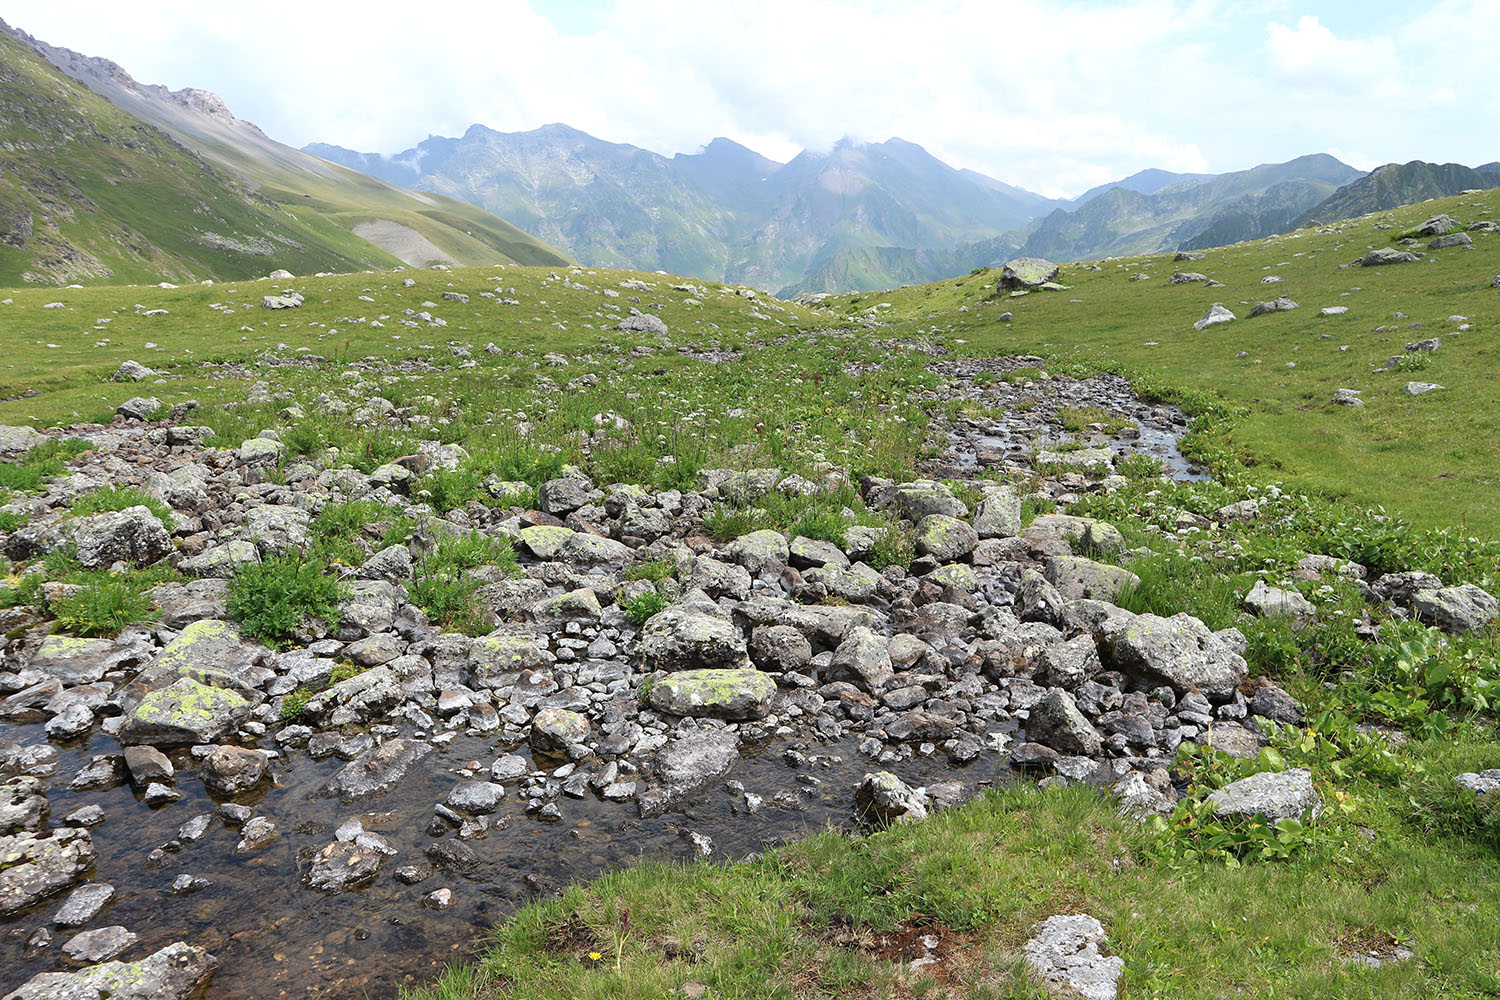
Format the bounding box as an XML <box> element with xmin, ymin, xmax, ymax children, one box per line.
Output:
<box><xmin>1</xmin><ymin>16</ymin><xmax>1496</xmax><ymax>292</ymax></box>
<box><xmin>0</xmin><ymin>18</ymin><xmax>568</xmax><ymax>285</ymax></box>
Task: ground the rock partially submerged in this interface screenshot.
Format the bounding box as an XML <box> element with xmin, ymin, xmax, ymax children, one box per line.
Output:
<box><xmin>4</xmin><ymin>941</ymin><xmax>218</xmax><ymax>999</ymax></box>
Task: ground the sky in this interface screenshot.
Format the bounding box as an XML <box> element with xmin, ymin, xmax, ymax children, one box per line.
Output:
<box><xmin>4</xmin><ymin>0</ymin><xmax>1496</xmax><ymax>198</ymax></box>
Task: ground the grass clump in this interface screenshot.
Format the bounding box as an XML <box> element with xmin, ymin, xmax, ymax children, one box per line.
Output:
<box><xmin>411</xmin><ymin>533</ymin><xmax>517</xmax><ymax>636</ymax></box>
<box><xmin>311</xmin><ymin>499</ymin><xmax>413</xmax><ymax>565</ymax></box>
<box><xmin>280</xmin><ymin>689</ymin><xmax>312</xmax><ymax>721</ymax></box>
<box><xmin>0</xmin><ymin>439</ymin><xmax>90</xmax><ymax>493</ymax></box>
<box><xmin>1057</xmin><ymin>405</ymin><xmax>1132</xmax><ymax>435</ymax></box>
<box><xmin>226</xmin><ymin>555</ymin><xmax>346</xmax><ymax>648</ymax></box>
<box><xmin>625</xmin><ymin>558</ymin><xmax>676</xmax><ymax>583</ymax></box>
<box><xmin>69</xmin><ymin>485</ymin><xmax>174</xmax><ymax>525</ymax></box>
<box><xmin>416</xmin><ymin>467</ymin><xmax>490</xmax><ymax>514</ymax></box>
<box><xmin>52</xmin><ymin>576</ymin><xmax>158</xmax><ymax>637</ymax></box>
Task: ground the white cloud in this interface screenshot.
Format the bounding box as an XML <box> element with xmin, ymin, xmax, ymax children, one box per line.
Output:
<box><xmin>4</xmin><ymin>0</ymin><xmax>1497</xmax><ymax>197</ymax></box>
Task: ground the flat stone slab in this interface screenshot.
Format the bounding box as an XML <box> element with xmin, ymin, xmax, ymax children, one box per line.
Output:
<box><xmin>3</xmin><ymin>940</ymin><xmax>218</xmax><ymax>1000</ymax></box>
<box><xmin>1207</xmin><ymin>767</ymin><xmax>1322</xmax><ymax>823</ymax></box>
<box><xmin>1024</xmin><ymin>913</ymin><xmax>1123</xmax><ymax>1000</ymax></box>
<box><xmin>323</xmin><ymin>738</ymin><xmax>432</xmax><ymax>802</ymax></box>
<box><xmin>0</xmin><ymin>827</ymin><xmax>97</xmax><ymax>917</ymax></box>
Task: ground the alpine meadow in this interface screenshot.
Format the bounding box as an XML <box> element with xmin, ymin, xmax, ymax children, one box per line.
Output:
<box><xmin>0</xmin><ymin>6</ymin><xmax>1497</xmax><ymax>1000</ymax></box>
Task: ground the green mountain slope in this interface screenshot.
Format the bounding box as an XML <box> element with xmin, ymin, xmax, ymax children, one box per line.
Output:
<box><xmin>1011</xmin><ymin>154</ymin><xmax>1360</xmax><ymax>260</ymax></box>
<box><xmin>0</xmin><ymin>19</ymin><xmax>568</xmax><ymax>286</ymax></box>
<box><xmin>1298</xmin><ymin>160</ymin><xmax>1500</xmax><ymax>225</ymax></box>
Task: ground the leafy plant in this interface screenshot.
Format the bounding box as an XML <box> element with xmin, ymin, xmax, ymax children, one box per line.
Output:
<box><xmin>53</xmin><ymin>577</ymin><xmax>158</xmax><ymax>637</ymax></box>
<box><xmin>69</xmin><ymin>485</ymin><xmax>174</xmax><ymax>525</ymax></box>
<box><xmin>623</xmin><ymin>591</ymin><xmax>671</xmax><ymax>626</ymax></box>
<box><xmin>410</xmin><ymin>533</ymin><xmax>517</xmax><ymax>636</ymax></box>
<box><xmin>625</xmin><ymin>558</ymin><xmax>676</xmax><ymax>583</ymax></box>
<box><xmin>226</xmin><ymin>555</ymin><xmax>346</xmax><ymax>648</ymax></box>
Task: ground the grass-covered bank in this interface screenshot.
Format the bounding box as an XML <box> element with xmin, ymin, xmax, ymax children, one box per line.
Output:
<box><xmin>403</xmin><ymin>726</ymin><xmax>1500</xmax><ymax>1000</ymax></box>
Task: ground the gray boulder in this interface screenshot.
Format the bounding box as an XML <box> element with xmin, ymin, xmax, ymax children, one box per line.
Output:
<box><xmin>1027</xmin><ymin>689</ymin><xmax>1103</xmax><ymax>756</ymax></box>
<box><xmin>0</xmin><ymin>827</ymin><xmax>96</xmax><ymax>916</ymax></box>
<box><xmin>1249</xmin><ymin>296</ymin><xmax>1298</xmax><ymax>317</ymax></box>
<box><xmin>1193</xmin><ymin>303</ymin><xmax>1236</xmax><ymax>330</ymax></box>
<box><xmin>914</xmin><ymin>514</ymin><xmax>978</xmax><ymax>562</ymax></box>
<box><xmin>617</xmin><ymin>313</ymin><xmax>668</xmax><ymax>336</ymax></box>
<box><xmin>1360</xmin><ymin>248</ymin><xmax>1418</xmax><ymax>266</ymax></box>
<box><xmin>825</xmin><ymin>626</ymin><xmax>893</xmax><ymax>690</ymax></box>
<box><xmin>116</xmin><ymin>396</ymin><xmax>161</xmax><ymax>421</ymax></box>
<box><xmin>1243</xmin><ymin>579</ymin><xmax>1314</xmax><ymax>618</ymax></box>
<box><xmin>1430</xmin><ymin>232</ymin><xmax>1472</xmax><ymax>250</ymax></box>
<box><xmin>1024</xmin><ymin>914</ymin><xmax>1123</xmax><ymax>1000</ymax></box>
<box><xmin>1101</xmin><ymin>612</ymin><xmax>1247</xmax><ymax>697</ymax></box>
<box><xmin>639</xmin><ymin>729</ymin><xmax>739</xmax><ymax>817</ymax></box>
<box><xmin>110</xmin><ymin>360</ymin><xmax>155</xmax><ymax>382</ymax></box>
<box><xmin>1408</xmin><ymin>584</ymin><xmax>1498</xmax><ymax>634</ymax></box>
<box><xmin>4</xmin><ymin>941</ymin><xmax>217</xmax><ymax>1000</ymax></box>
<box><xmin>646</xmin><ymin>667</ymin><xmax>776</xmax><ymax>720</ymax></box>
<box><xmin>70</xmin><ymin>507</ymin><xmax>172</xmax><ymax>569</ymax></box>
<box><xmin>854</xmin><ymin>771</ymin><xmax>927</xmax><ymax>824</ymax></box>
<box><xmin>1207</xmin><ymin>767</ymin><xmax>1322</xmax><ymax>822</ymax></box>
<box><xmin>727</xmin><ymin>530</ymin><xmax>789</xmax><ymax>575</ymax></box>
<box><xmin>998</xmin><ymin>257</ymin><xmax>1060</xmax><ymax>290</ymax></box>
<box><xmin>531</xmin><ymin>708</ymin><xmax>591</xmax><ymax>754</ymax></box>
<box><xmin>972</xmin><ymin>492</ymin><xmax>1022</xmax><ymax>538</ymax></box>
<box><xmin>1043</xmin><ymin>555</ymin><xmax>1139</xmax><ymax>601</ymax></box>
<box><xmin>639</xmin><ymin>600</ymin><xmax>748</xmax><ymax>671</ymax></box>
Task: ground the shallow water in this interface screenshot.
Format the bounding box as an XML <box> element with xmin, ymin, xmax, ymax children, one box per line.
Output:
<box><xmin>1</xmin><ymin>720</ymin><xmax>991</xmax><ymax>998</ymax></box>
<box><xmin>945</xmin><ymin>415</ymin><xmax>1208</xmax><ymax>482</ymax></box>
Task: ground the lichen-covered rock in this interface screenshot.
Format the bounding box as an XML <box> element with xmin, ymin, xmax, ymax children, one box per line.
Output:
<box><xmin>135</xmin><ymin>619</ymin><xmax>272</xmax><ymax>697</ymax></box>
<box><xmin>26</xmin><ymin>634</ymin><xmax>146</xmax><ymax>685</ymax></box>
<box><xmin>120</xmin><ymin>677</ymin><xmax>252</xmax><ymax>746</ymax></box>
<box><xmin>639</xmin><ymin>601</ymin><xmax>748</xmax><ymax>671</ymax></box>
<box><xmin>647</xmin><ymin>667</ymin><xmax>776</xmax><ymax>720</ymax></box>
<box><xmin>1043</xmin><ymin>555</ymin><xmax>1139</xmax><ymax>602</ymax></box>
<box><xmin>1024</xmin><ymin>913</ymin><xmax>1123</xmax><ymax>1000</ymax></box>
<box><xmin>531</xmin><ymin>708</ymin><xmax>591</xmax><ymax>754</ymax></box>
<box><xmin>999</xmin><ymin>257</ymin><xmax>1061</xmax><ymax>290</ymax></box>
<box><xmin>236</xmin><ymin>437</ymin><xmax>286</xmax><ymax>466</ymax></box>
<box><xmin>1207</xmin><ymin>767</ymin><xmax>1322</xmax><ymax>822</ymax></box>
<box><xmin>1026</xmin><ymin>514</ymin><xmax>1125</xmax><ymax>556</ymax></box>
<box><xmin>727</xmin><ymin>529</ymin><xmax>789</xmax><ymax>575</ymax></box>
<box><xmin>1243</xmin><ymin>579</ymin><xmax>1314</xmax><ymax>619</ymax></box>
<box><xmin>529</xmin><ymin>588</ymin><xmax>603</xmax><ymax>625</ymax></box>
<box><xmin>972</xmin><ymin>491</ymin><xmax>1022</xmax><ymax>538</ymax></box>
<box><xmin>3</xmin><ymin>941</ymin><xmax>218</xmax><ymax>1000</ymax></box>
<box><xmin>914</xmin><ymin>514</ymin><xmax>978</xmax><ymax>562</ymax></box>
<box><xmin>825</xmin><ymin>626</ymin><xmax>893</xmax><ymax>690</ymax></box>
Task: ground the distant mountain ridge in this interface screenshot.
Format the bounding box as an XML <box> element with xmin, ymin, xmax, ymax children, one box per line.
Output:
<box><xmin>308</xmin><ymin>127</ymin><xmax>1068</xmax><ymax>295</ymax></box>
<box><xmin>0</xmin><ymin>18</ymin><xmax>569</xmax><ymax>282</ymax></box>
<box><xmin>1297</xmin><ymin>160</ymin><xmax>1500</xmax><ymax>226</ymax></box>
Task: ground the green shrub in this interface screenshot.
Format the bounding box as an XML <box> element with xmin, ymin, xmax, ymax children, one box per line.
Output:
<box><xmin>280</xmin><ymin>689</ymin><xmax>312</xmax><ymax>721</ymax></box>
<box><xmin>702</xmin><ymin>506</ymin><xmax>757</xmax><ymax>543</ymax></box>
<box><xmin>70</xmin><ymin>485</ymin><xmax>174</xmax><ymax>525</ymax></box>
<box><xmin>311</xmin><ymin>499</ymin><xmax>412</xmax><ymax>565</ymax></box>
<box><xmin>623</xmin><ymin>591</ymin><xmax>671</xmax><ymax>626</ymax></box>
<box><xmin>226</xmin><ymin>556</ymin><xmax>346</xmax><ymax>648</ymax></box>
<box><xmin>53</xmin><ymin>577</ymin><xmax>158</xmax><ymax>637</ymax></box>
<box><xmin>0</xmin><ymin>511</ymin><xmax>24</xmax><ymax>533</ymax></box>
<box><xmin>327</xmin><ymin>660</ymin><xmax>366</xmax><ymax>685</ymax></box>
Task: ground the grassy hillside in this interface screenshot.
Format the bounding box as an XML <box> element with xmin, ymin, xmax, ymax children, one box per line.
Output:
<box><xmin>0</xmin><ymin>29</ymin><xmax>570</xmax><ymax>287</ymax></box>
<box><xmin>830</xmin><ymin>185</ymin><xmax>1500</xmax><ymax>532</ymax></box>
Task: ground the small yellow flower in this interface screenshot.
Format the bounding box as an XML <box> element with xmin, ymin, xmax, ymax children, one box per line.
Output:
<box><xmin>588</xmin><ymin>952</ymin><xmax>603</xmax><ymax>961</ymax></box>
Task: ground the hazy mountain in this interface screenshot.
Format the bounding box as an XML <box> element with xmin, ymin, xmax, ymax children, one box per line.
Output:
<box><xmin>310</xmin><ymin>128</ymin><xmax>1066</xmax><ymax>295</ymax></box>
<box><xmin>1298</xmin><ymin>160</ymin><xmax>1500</xmax><ymax>225</ymax></box>
<box><xmin>0</xmin><ymin>19</ymin><xmax>568</xmax><ymax>281</ymax></box>
<box><xmin>1010</xmin><ymin>154</ymin><xmax>1362</xmax><ymax>260</ymax></box>
<box><xmin>1070</xmin><ymin>167</ymin><xmax>1215</xmax><ymax>206</ymax></box>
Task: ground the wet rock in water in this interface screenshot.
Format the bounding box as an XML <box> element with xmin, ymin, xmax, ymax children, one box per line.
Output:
<box><xmin>1100</xmin><ymin>612</ymin><xmax>1247</xmax><ymax>698</ymax></box>
<box><xmin>170</xmin><ymin>874</ymin><xmax>212</xmax><ymax>895</ymax></box>
<box><xmin>234</xmin><ymin>816</ymin><xmax>279</xmax><ymax>853</ymax></box>
<box><xmin>446</xmin><ymin>780</ymin><xmax>506</xmax><ymax>815</ymax></box>
<box><xmin>531</xmin><ymin>708</ymin><xmax>591</xmax><ymax>756</ymax></box>
<box><xmin>53</xmin><ymin>881</ymin><xmax>115</xmax><ymax>926</ymax></box>
<box><xmin>0</xmin><ymin>776</ymin><xmax>49</xmax><ymax>833</ymax></box>
<box><xmin>1024</xmin><ymin>913</ymin><xmax>1124</xmax><ymax>1000</ymax></box>
<box><xmin>4</xmin><ymin>940</ymin><xmax>219</xmax><ymax>999</ymax></box>
<box><xmin>639</xmin><ymin>729</ymin><xmax>740</xmax><ymax>817</ymax></box>
<box><xmin>120</xmin><ymin>677</ymin><xmax>253</xmax><ymax>746</ymax></box>
<box><xmin>489</xmin><ymin>754</ymin><xmax>529</xmax><ymax>783</ymax></box>
<box><xmin>324</xmin><ymin>738</ymin><xmax>432</xmax><ymax>802</ymax></box>
<box><xmin>60</xmin><ymin>925</ymin><xmax>138</xmax><ymax>964</ymax></box>
<box><xmin>198</xmin><ymin>745</ymin><xmax>269</xmax><ymax>796</ymax></box>
<box><xmin>1242</xmin><ymin>579</ymin><xmax>1314</xmax><ymax>619</ymax></box>
<box><xmin>304</xmin><ymin>839</ymin><xmax>386</xmax><ymax>893</ymax></box>
<box><xmin>854</xmin><ymin>771</ymin><xmax>928</xmax><ymax>824</ymax></box>
<box><xmin>122</xmin><ymin>745</ymin><xmax>174</xmax><ymax>787</ymax></box>
<box><xmin>1027</xmin><ymin>690</ymin><xmax>1104</xmax><ymax>757</ymax></box>
<box><xmin>0</xmin><ymin>827</ymin><xmax>97</xmax><ymax>916</ymax></box>
<box><xmin>1207</xmin><ymin>767</ymin><xmax>1322</xmax><ymax>822</ymax></box>
<box><xmin>647</xmin><ymin>667</ymin><xmax>777</xmax><ymax>720</ymax></box>
<box><xmin>69</xmin><ymin>755</ymin><xmax>126</xmax><ymax>792</ymax></box>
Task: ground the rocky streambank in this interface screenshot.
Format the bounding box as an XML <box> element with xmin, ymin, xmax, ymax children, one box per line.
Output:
<box><xmin>0</xmin><ymin>361</ymin><xmax>1494</xmax><ymax>998</ymax></box>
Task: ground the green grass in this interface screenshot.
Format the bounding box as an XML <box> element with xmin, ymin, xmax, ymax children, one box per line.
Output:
<box><xmin>68</xmin><ymin>485</ymin><xmax>174</xmax><ymax>525</ymax></box>
<box><xmin>410</xmin><ymin>534</ymin><xmax>519</xmax><ymax>636</ymax></box>
<box><xmin>622</xmin><ymin>590</ymin><xmax>671</xmax><ymax>627</ymax></box>
<box><xmin>51</xmin><ymin>575</ymin><xmax>159</xmax><ymax>637</ymax></box>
